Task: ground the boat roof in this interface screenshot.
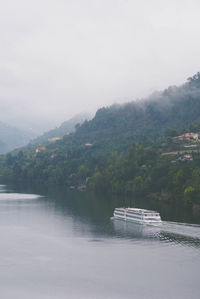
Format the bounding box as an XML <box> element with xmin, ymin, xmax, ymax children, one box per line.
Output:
<box><xmin>115</xmin><ymin>207</ymin><xmax>159</xmax><ymax>213</ymax></box>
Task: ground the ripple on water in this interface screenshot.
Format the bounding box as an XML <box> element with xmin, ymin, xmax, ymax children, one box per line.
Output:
<box><xmin>111</xmin><ymin>218</ymin><xmax>200</xmax><ymax>249</ymax></box>
<box><xmin>158</xmin><ymin>231</ymin><xmax>200</xmax><ymax>249</ymax></box>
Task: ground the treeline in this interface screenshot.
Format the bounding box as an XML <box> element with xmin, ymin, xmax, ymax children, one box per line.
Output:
<box><xmin>1</xmin><ymin>142</ymin><xmax>200</xmax><ymax>206</ymax></box>
<box><xmin>89</xmin><ymin>144</ymin><xmax>200</xmax><ymax>205</ymax></box>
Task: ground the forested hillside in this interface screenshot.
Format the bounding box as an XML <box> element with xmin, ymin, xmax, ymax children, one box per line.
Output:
<box><xmin>73</xmin><ymin>72</ymin><xmax>200</xmax><ymax>148</ymax></box>
<box><xmin>31</xmin><ymin>113</ymin><xmax>90</xmax><ymax>145</ymax></box>
<box><xmin>0</xmin><ymin>73</ymin><xmax>200</xmax><ymax>206</ymax></box>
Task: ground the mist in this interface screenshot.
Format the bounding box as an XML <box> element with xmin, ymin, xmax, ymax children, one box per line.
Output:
<box><xmin>1</xmin><ymin>0</ymin><xmax>200</xmax><ymax>134</ymax></box>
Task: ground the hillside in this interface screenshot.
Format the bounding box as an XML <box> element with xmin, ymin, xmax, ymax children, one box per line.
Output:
<box><xmin>31</xmin><ymin>113</ymin><xmax>90</xmax><ymax>145</ymax></box>
<box><xmin>0</xmin><ymin>73</ymin><xmax>200</xmax><ymax>206</ymax></box>
<box><xmin>72</xmin><ymin>73</ymin><xmax>200</xmax><ymax>148</ymax></box>
<box><xmin>0</xmin><ymin>122</ymin><xmax>34</xmax><ymax>154</ymax></box>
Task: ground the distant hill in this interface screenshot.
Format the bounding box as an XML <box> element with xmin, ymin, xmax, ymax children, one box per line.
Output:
<box><xmin>0</xmin><ymin>122</ymin><xmax>33</xmax><ymax>154</ymax></box>
<box><xmin>30</xmin><ymin>113</ymin><xmax>91</xmax><ymax>145</ymax></box>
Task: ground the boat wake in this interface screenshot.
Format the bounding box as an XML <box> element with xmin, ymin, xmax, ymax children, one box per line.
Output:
<box><xmin>160</xmin><ymin>221</ymin><xmax>200</xmax><ymax>240</ymax></box>
<box><xmin>111</xmin><ymin>217</ymin><xmax>200</xmax><ymax>248</ymax></box>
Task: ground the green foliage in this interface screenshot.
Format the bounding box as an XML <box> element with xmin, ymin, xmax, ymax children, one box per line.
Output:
<box><xmin>1</xmin><ymin>72</ymin><xmax>200</xmax><ymax>206</ymax></box>
<box><xmin>184</xmin><ymin>186</ymin><xmax>196</xmax><ymax>204</ymax></box>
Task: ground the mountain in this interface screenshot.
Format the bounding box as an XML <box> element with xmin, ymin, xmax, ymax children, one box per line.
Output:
<box><xmin>0</xmin><ymin>122</ymin><xmax>34</xmax><ymax>154</ymax></box>
<box><xmin>0</xmin><ymin>72</ymin><xmax>200</xmax><ymax>207</ymax></box>
<box><xmin>30</xmin><ymin>113</ymin><xmax>91</xmax><ymax>145</ymax></box>
<box><xmin>59</xmin><ymin>72</ymin><xmax>200</xmax><ymax>151</ymax></box>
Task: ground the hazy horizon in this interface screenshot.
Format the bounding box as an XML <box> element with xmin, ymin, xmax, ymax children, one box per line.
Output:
<box><xmin>1</xmin><ymin>0</ymin><xmax>200</xmax><ymax>134</ymax></box>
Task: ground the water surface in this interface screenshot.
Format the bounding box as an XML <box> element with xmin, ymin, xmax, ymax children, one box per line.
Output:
<box><xmin>0</xmin><ymin>184</ymin><xmax>199</xmax><ymax>299</ymax></box>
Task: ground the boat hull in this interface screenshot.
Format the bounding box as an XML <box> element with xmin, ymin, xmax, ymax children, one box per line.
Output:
<box><xmin>114</xmin><ymin>215</ymin><xmax>161</xmax><ymax>225</ymax></box>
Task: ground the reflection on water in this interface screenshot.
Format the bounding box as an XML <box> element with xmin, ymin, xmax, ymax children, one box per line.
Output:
<box><xmin>0</xmin><ymin>184</ymin><xmax>200</xmax><ymax>299</ymax></box>
<box><xmin>1</xmin><ymin>184</ymin><xmax>200</xmax><ymax>247</ymax></box>
<box><xmin>0</xmin><ymin>184</ymin><xmax>6</xmax><ymax>192</ymax></box>
<box><xmin>111</xmin><ymin>218</ymin><xmax>161</xmax><ymax>240</ymax></box>
<box><xmin>0</xmin><ymin>193</ymin><xmax>42</xmax><ymax>200</ymax></box>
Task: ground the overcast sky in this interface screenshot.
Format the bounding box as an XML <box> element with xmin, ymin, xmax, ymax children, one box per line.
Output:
<box><xmin>0</xmin><ymin>0</ymin><xmax>200</xmax><ymax>133</ymax></box>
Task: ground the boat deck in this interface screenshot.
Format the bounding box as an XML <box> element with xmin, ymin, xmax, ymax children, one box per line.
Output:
<box><xmin>116</xmin><ymin>207</ymin><xmax>158</xmax><ymax>214</ymax></box>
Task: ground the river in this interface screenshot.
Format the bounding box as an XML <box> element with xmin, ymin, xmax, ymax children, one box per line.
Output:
<box><xmin>0</xmin><ymin>184</ymin><xmax>200</xmax><ymax>299</ymax></box>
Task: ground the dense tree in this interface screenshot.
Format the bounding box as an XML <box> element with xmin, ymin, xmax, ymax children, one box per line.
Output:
<box><xmin>0</xmin><ymin>72</ymin><xmax>200</xmax><ymax>207</ymax></box>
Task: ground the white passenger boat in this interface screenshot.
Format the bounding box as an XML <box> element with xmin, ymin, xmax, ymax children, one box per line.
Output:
<box><xmin>113</xmin><ymin>207</ymin><xmax>162</xmax><ymax>225</ymax></box>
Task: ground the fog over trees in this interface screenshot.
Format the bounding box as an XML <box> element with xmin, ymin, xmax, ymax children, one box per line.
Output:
<box><xmin>0</xmin><ymin>0</ymin><xmax>200</xmax><ymax>133</ymax></box>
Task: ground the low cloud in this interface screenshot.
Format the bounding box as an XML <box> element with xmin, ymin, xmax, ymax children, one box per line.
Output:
<box><xmin>0</xmin><ymin>0</ymin><xmax>200</xmax><ymax>133</ymax></box>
